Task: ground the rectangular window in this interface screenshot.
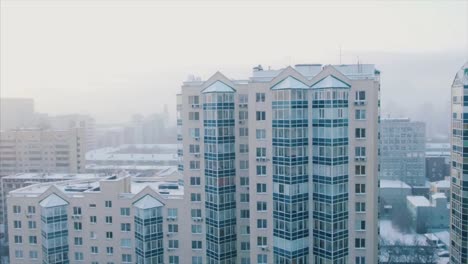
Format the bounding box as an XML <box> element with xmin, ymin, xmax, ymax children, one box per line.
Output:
<box><xmin>356</xmin><ymin>220</ymin><xmax>366</xmax><ymax>231</ymax></box>
<box><xmin>90</xmin><ymin>231</ymin><xmax>97</xmax><ymax>239</ymax></box>
<box><xmin>192</xmin><ymin>256</ymin><xmax>203</xmax><ymax>264</ymax></box>
<box><xmin>89</xmin><ymin>203</ymin><xmax>96</xmax><ymax>208</ymax></box>
<box><xmin>74</xmin><ymin>237</ymin><xmax>83</xmax><ymax>245</ymax></box>
<box><xmin>240</xmin><ymin>177</ymin><xmax>249</xmax><ymax>186</ymax></box>
<box><xmin>240</xmin><ymin>225</ymin><xmax>250</xmax><ymax>235</ymax></box>
<box><xmin>256</xmin><ymin>129</ymin><xmax>266</xmax><ymax>139</ymax></box>
<box><xmin>28</xmin><ymin>220</ymin><xmax>36</xmax><ymax>229</ymax></box>
<box><xmin>189</xmin><ymin>95</ymin><xmax>200</xmax><ymax>105</ymax></box>
<box><xmin>239</xmin><ymin>111</ymin><xmax>248</xmax><ymax>121</ymax></box>
<box><xmin>73</xmin><ymin>206</ymin><xmax>82</xmax><ymax>215</ymax></box>
<box><xmin>168</xmin><ymin>240</ymin><xmax>179</xmax><ymax>249</ymax></box>
<box><xmin>355</xmin><ymin>147</ymin><xmax>366</xmax><ymax>158</ymax></box>
<box><xmin>355</xmin><ymin>128</ymin><xmax>366</xmax><ymax>139</ymax></box>
<box><xmin>239</xmin><ymin>94</ymin><xmax>248</xmax><ymax>104</ymax></box>
<box><xmin>256</xmin><ymin>111</ymin><xmax>266</xmax><ymax>121</ymax></box>
<box><xmin>239</xmin><ymin>127</ymin><xmax>248</xmax><ymax>137</ymax></box>
<box><xmin>257</xmin><ymin>201</ymin><xmax>267</xmax><ymax>211</ymax></box>
<box><xmin>355</xmin><ymin>238</ymin><xmax>366</xmax><ymax>248</ymax></box>
<box><xmin>256</xmin><ymin>165</ymin><xmax>267</xmax><ymax>176</ymax></box>
<box><xmin>105</xmin><ymin>216</ymin><xmax>113</xmax><ymax>224</ymax></box>
<box><xmin>191</xmin><ymin>240</ymin><xmax>202</xmax><ymax>249</ymax></box>
<box><xmin>169</xmin><ymin>256</ymin><xmax>180</xmax><ymax>264</ymax></box>
<box><xmin>189</xmin><ymin>112</ymin><xmax>200</xmax><ymax>121</ymax></box>
<box><xmin>257</xmin><ymin>236</ymin><xmax>267</xmax><ymax>246</ymax></box>
<box><xmin>27</xmin><ymin>206</ymin><xmax>35</xmax><ymax>214</ymax></box>
<box><xmin>13</xmin><ymin>205</ymin><xmax>21</xmax><ymax>214</ymax></box>
<box><xmin>356</xmin><ymin>256</ymin><xmax>366</xmax><ymax>264</ymax></box>
<box><xmin>91</xmin><ymin>246</ymin><xmax>98</xmax><ymax>254</ymax></box>
<box><xmin>256</xmin><ymin>183</ymin><xmax>267</xmax><ymax>193</ymax></box>
<box><xmin>122</xmin><ymin>254</ymin><xmax>132</xmax><ymax>263</ymax></box>
<box><xmin>29</xmin><ymin>235</ymin><xmax>37</xmax><ymax>244</ymax></box>
<box><xmin>239</xmin><ymin>144</ymin><xmax>249</xmax><ymax>153</ymax></box>
<box><xmin>74</xmin><ymin>222</ymin><xmax>82</xmax><ymax>230</ymax></box>
<box><xmin>13</xmin><ymin>220</ymin><xmax>21</xmax><ymax>229</ymax></box>
<box><xmin>240</xmin><ymin>209</ymin><xmax>250</xmax><ymax>219</ymax></box>
<box><xmin>256</xmin><ymin>147</ymin><xmax>266</xmax><ymax>158</ymax></box>
<box><xmin>355</xmin><ymin>184</ymin><xmax>366</xmax><ymax>194</ymax></box>
<box><xmin>189</xmin><ymin>160</ymin><xmax>200</xmax><ymax>170</ymax></box>
<box><xmin>191</xmin><ymin>224</ymin><xmax>202</xmax><ymax>234</ymax></box>
<box><xmin>14</xmin><ymin>235</ymin><xmax>22</xmax><ymax>244</ymax></box>
<box><xmin>191</xmin><ymin>209</ymin><xmax>201</xmax><ymax>218</ymax></box>
<box><xmin>355</xmin><ymin>165</ymin><xmax>366</xmax><ymax>176</ymax></box>
<box><xmin>121</xmin><ymin>223</ymin><xmax>131</xmax><ymax>232</ymax></box>
<box><xmin>190</xmin><ymin>177</ymin><xmax>201</xmax><ymax>186</ymax></box>
<box><xmin>121</xmin><ymin>239</ymin><xmax>132</xmax><ymax>248</ymax></box>
<box><xmin>240</xmin><ymin>193</ymin><xmax>250</xmax><ymax>203</ymax></box>
<box><xmin>90</xmin><ymin>216</ymin><xmax>97</xmax><ymax>223</ymax></box>
<box><xmin>190</xmin><ymin>128</ymin><xmax>200</xmax><ymax>138</ymax></box>
<box><xmin>15</xmin><ymin>250</ymin><xmax>23</xmax><ymax>259</ymax></box>
<box><xmin>105</xmin><ymin>201</ymin><xmax>112</xmax><ymax>208</ymax></box>
<box><xmin>257</xmin><ymin>219</ymin><xmax>267</xmax><ymax>229</ymax></box>
<box><xmin>29</xmin><ymin>250</ymin><xmax>38</xmax><ymax>259</ymax></box>
<box><xmin>258</xmin><ymin>254</ymin><xmax>268</xmax><ymax>264</ymax></box>
<box><xmin>106</xmin><ymin>247</ymin><xmax>114</xmax><ymax>255</ymax></box>
<box><xmin>356</xmin><ymin>202</ymin><xmax>366</xmax><ymax>212</ymax></box>
<box><xmin>106</xmin><ymin>231</ymin><xmax>113</xmax><ymax>239</ymax></box>
<box><xmin>75</xmin><ymin>252</ymin><xmax>83</xmax><ymax>261</ymax></box>
<box><xmin>256</xmin><ymin>93</ymin><xmax>266</xmax><ymax>102</ymax></box>
<box><xmin>356</xmin><ymin>91</ymin><xmax>366</xmax><ymax>101</ymax></box>
<box><xmin>190</xmin><ymin>193</ymin><xmax>201</xmax><ymax>202</ymax></box>
<box><xmin>240</xmin><ymin>160</ymin><xmax>249</xmax><ymax>170</ymax></box>
<box><xmin>355</xmin><ymin>109</ymin><xmax>366</xmax><ymax>120</ymax></box>
<box><xmin>189</xmin><ymin>144</ymin><xmax>200</xmax><ymax>154</ymax></box>
<box><xmin>168</xmin><ymin>208</ymin><xmax>178</xmax><ymax>218</ymax></box>
<box><xmin>120</xmin><ymin>208</ymin><xmax>130</xmax><ymax>216</ymax></box>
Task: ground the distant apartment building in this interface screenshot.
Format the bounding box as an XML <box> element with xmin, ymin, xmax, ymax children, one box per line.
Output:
<box><xmin>48</xmin><ymin>114</ymin><xmax>97</xmax><ymax>151</ymax></box>
<box><xmin>425</xmin><ymin>143</ymin><xmax>450</xmax><ymax>182</ymax></box>
<box><xmin>177</xmin><ymin>64</ymin><xmax>380</xmax><ymax>263</ymax></box>
<box><xmin>380</xmin><ymin>118</ymin><xmax>426</xmax><ymax>186</ymax></box>
<box><xmin>406</xmin><ymin>194</ymin><xmax>449</xmax><ymax>233</ymax></box>
<box><xmin>6</xmin><ymin>174</ymin><xmax>187</xmax><ymax>264</ymax></box>
<box><xmin>0</xmin><ymin>128</ymin><xmax>86</xmax><ymax>177</ymax></box>
<box><xmin>379</xmin><ymin>179</ymin><xmax>412</xmax><ymax>214</ymax></box>
<box><xmin>450</xmin><ymin>62</ymin><xmax>468</xmax><ymax>264</ymax></box>
<box><xmin>0</xmin><ymin>98</ymin><xmax>35</xmax><ymax>130</ymax></box>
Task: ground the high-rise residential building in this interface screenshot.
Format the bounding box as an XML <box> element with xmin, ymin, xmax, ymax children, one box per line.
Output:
<box><xmin>177</xmin><ymin>64</ymin><xmax>380</xmax><ymax>264</ymax></box>
<box><xmin>0</xmin><ymin>128</ymin><xmax>86</xmax><ymax>177</ymax></box>
<box><xmin>6</xmin><ymin>174</ymin><xmax>186</xmax><ymax>264</ymax></box>
<box><xmin>48</xmin><ymin>114</ymin><xmax>97</xmax><ymax>151</ymax></box>
<box><xmin>380</xmin><ymin>118</ymin><xmax>426</xmax><ymax>186</ymax></box>
<box><xmin>0</xmin><ymin>98</ymin><xmax>35</xmax><ymax>130</ymax></box>
<box><xmin>450</xmin><ymin>62</ymin><xmax>468</xmax><ymax>264</ymax></box>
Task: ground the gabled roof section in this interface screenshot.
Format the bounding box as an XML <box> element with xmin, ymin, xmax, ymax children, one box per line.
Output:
<box><xmin>133</xmin><ymin>194</ymin><xmax>164</xmax><ymax>209</ymax></box>
<box><xmin>311</xmin><ymin>75</ymin><xmax>350</xmax><ymax>89</ymax></box>
<box><xmin>268</xmin><ymin>66</ymin><xmax>310</xmax><ymax>89</ymax></box>
<box><xmin>39</xmin><ymin>193</ymin><xmax>68</xmax><ymax>208</ymax></box>
<box><xmin>201</xmin><ymin>80</ymin><xmax>236</xmax><ymax>94</ymax></box>
<box><xmin>271</xmin><ymin>76</ymin><xmax>309</xmax><ymax>90</ymax></box>
<box><xmin>452</xmin><ymin>61</ymin><xmax>468</xmax><ymax>87</ymax></box>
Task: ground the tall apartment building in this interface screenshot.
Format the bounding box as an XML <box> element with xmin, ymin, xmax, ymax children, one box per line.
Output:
<box><xmin>177</xmin><ymin>64</ymin><xmax>380</xmax><ymax>264</ymax></box>
<box><xmin>380</xmin><ymin>118</ymin><xmax>426</xmax><ymax>186</ymax></box>
<box><xmin>450</xmin><ymin>62</ymin><xmax>468</xmax><ymax>264</ymax></box>
<box><xmin>48</xmin><ymin>114</ymin><xmax>97</xmax><ymax>151</ymax></box>
<box><xmin>0</xmin><ymin>128</ymin><xmax>86</xmax><ymax>177</ymax></box>
<box><xmin>7</xmin><ymin>174</ymin><xmax>187</xmax><ymax>264</ymax></box>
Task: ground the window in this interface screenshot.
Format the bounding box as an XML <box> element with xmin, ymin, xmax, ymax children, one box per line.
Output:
<box><xmin>239</xmin><ymin>111</ymin><xmax>248</xmax><ymax>120</ymax></box>
<box><xmin>258</xmin><ymin>254</ymin><xmax>267</xmax><ymax>264</ymax></box>
<box><xmin>356</xmin><ymin>202</ymin><xmax>366</xmax><ymax>212</ymax></box>
<box><xmin>189</xmin><ymin>95</ymin><xmax>200</xmax><ymax>105</ymax></box>
<box><xmin>105</xmin><ymin>216</ymin><xmax>113</xmax><ymax>224</ymax></box>
<box><xmin>240</xmin><ymin>160</ymin><xmax>249</xmax><ymax>170</ymax></box>
<box><xmin>355</xmin><ymin>184</ymin><xmax>366</xmax><ymax>194</ymax></box>
<box><xmin>168</xmin><ymin>208</ymin><xmax>178</xmax><ymax>218</ymax></box>
<box><xmin>190</xmin><ymin>176</ymin><xmax>201</xmax><ymax>185</ymax></box>
<box><xmin>257</xmin><ymin>201</ymin><xmax>267</xmax><ymax>211</ymax></box>
<box><xmin>89</xmin><ymin>203</ymin><xmax>96</xmax><ymax>208</ymax></box>
<box><xmin>256</xmin><ymin>111</ymin><xmax>266</xmax><ymax>121</ymax></box>
<box><xmin>91</xmin><ymin>246</ymin><xmax>99</xmax><ymax>254</ymax></box>
<box><xmin>239</xmin><ymin>144</ymin><xmax>249</xmax><ymax>153</ymax></box>
<box><xmin>190</xmin><ymin>128</ymin><xmax>200</xmax><ymax>138</ymax></box>
<box><xmin>355</xmin><ymin>238</ymin><xmax>365</xmax><ymax>248</ymax></box>
<box><xmin>192</xmin><ymin>240</ymin><xmax>202</xmax><ymax>249</ymax></box>
<box><xmin>356</xmin><ymin>256</ymin><xmax>366</xmax><ymax>264</ymax></box>
<box><xmin>90</xmin><ymin>231</ymin><xmax>97</xmax><ymax>239</ymax></box>
<box><xmin>28</xmin><ymin>220</ymin><xmax>36</xmax><ymax>229</ymax></box>
<box><xmin>121</xmin><ymin>239</ymin><xmax>131</xmax><ymax>248</ymax></box>
<box><xmin>27</xmin><ymin>206</ymin><xmax>35</xmax><ymax>214</ymax></box>
<box><xmin>356</xmin><ymin>91</ymin><xmax>366</xmax><ymax>101</ymax></box>
<box><xmin>90</xmin><ymin>216</ymin><xmax>97</xmax><ymax>223</ymax></box>
<box><xmin>355</xmin><ymin>147</ymin><xmax>366</xmax><ymax>158</ymax></box>
<box><xmin>13</xmin><ymin>220</ymin><xmax>21</xmax><ymax>229</ymax></box>
<box><xmin>256</xmin><ymin>93</ymin><xmax>265</xmax><ymax>102</ymax></box>
<box><xmin>73</xmin><ymin>206</ymin><xmax>82</xmax><ymax>215</ymax></box>
<box><xmin>29</xmin><ymin>250</ymin><xmax>38</xmax><ymax>259</ymax></box>
<box><xmin>355</xmin><ymin>165</ymin><xmax>366</xmax><ymax>176</ymax></box>
<box><xmin>169</xmin><ymin>256</ymin><xmax>180</xmax><ymax>264</ymax></box>
<box><xmin>239</xmin><ymin>94</ymin><xmax>248</xmax><ymax>104</ymax></box>
<box><xmin>355</xmin><ymin>128</ymin><xmax>366</xmax><ymax>139</ymax></box>
<box><xmin>257</xmin><ymin>236</ymin><xmax>267</xmax><ymax>246</ymax></box>
<box><xmin>15</xmin><ymin>250</ymin><xmax>23</xmax><ymax>259</ymax></box>
<box><xmin>240</xmin><ymin>177</ymin><xmax>249</xmax><ymax>186</ymax></box>
<box><xmin>256</xmin><ymin>165</ymin><xmax>266</xmax><ymax>176</ymax></box>
<box><xmin>168</xmin><ymin>224</ymin><xmax>179</xmax><ymax>233</ymax></box>
<box><xmin>241</xmin><ymin>258</ymin><xmax>251</xmax><ymax>264</ymax></box>
<box><xmin>256</xmin><ymin>129</ymin><xmax>266</xmax><ymax>139</ymax></box>
<box><xmin>240</xmin><ymin>209</ymin><xmax>250</xmax><ymax>219</ymax></box>
<box><xmin>191</xmin><ymin>193</ymin><xmax>202</xmax><ymax>202</ymax></box>
<box><xmin>239</xmin><ymin>127</ymin><xmax>248</xmax><ymax>137</ymax></box>
<box><xmin>189</xmin><ymin>144</ymin><xmax>200</xmax><ymax>153</ymax></box>
<box><xmin>257</xmin><ymin>219</ymin><xmax>267</xmax><ymax>229</ymax></box>
<box><xmin>75</xmin><ymin>252</ymin><xmax>84</xmax><ymax>261</ymax></box>
<box><xmin>106</xmin><ymin>247</ymin><xmax>114</xmax><ymax>255</ymax></box>
<box><xmin>355</xmin><ymin>109</ymin><xmax>366</xmax><ymax>120</ymax></box>
<box><xmin>192</xmin><ymin>256</ymin><xmax>203</xmax><ymax>264</ymax></box>
<box><xmin>13</xmin><ymin>205</ymin><xmax>21</xmax><ymax>214</ymax></box>
<box><xmin>256</xmin><ymin>183</ymin><xmax>267</xmax><ymax>193</ymax></box>
<box><xmin>356</xmin><ymin>220</ymin><xmax>366</xmax><ymax>231</ymax></box>
<box><xmin>191</xmin><ymin>209</ymin><xmax>201</xmax><ymax>218</ymax></box>
<box><xmin>189</xmin><ymin>160</ymin><xmax>200</xmax><ymax>170</ymax></box>
<box><xmin>240</xmin><ymin>225</ymin><xmax>250</xmax><ymax>235</ymax></box>
<box><xmin>105</xmin><ymin>201</ymin><xmax>112</xmax><ymax>208</ymax></box>
<box><xmin>120</xmin><ymin>207</ymin><xmax>130</xmax><ymax>216</ymax></box>
<box><xmin>241</xmin><ymin>242</ymin><xmax>250</xmax><ymax>251</ymax></box>
<box><xmin>191</xmin><ymin>224</ymin><xmax>202</xmax><ymax>234</ymax></box>
<box><xmin>74</xmin><ymin>222</ymin><xmax>82</xmax><ymax>230</ymax></box>
<box><xmin>240</xmin><ymin>193</ymin><xmax>249</xmax><ymax>202</ymax></box>
<box><xmin>168</xmin><ymin>240</ymin><xmax>179</xmax><ymax>249</ymax></box>
<box><xmin>14</xmin><ymin>235</ymin><xmax>22</xmax><ymax>244</ymax></box>
<box><xmin>74</xmin><ymin>237</ymin><xmax>83</xmax><ymax>245</ymax></box>
<box><xmin>121</xmin><ymin>223</ymin><xmax>131</xmax><ymax>232</ymax></box>
<box><xmin>189</xmin><ymin>112</ymin><xmax>200</xmax><ymax>121</ymax></box>
<box><xmin>256</xmin><ymin>147</ymin><xmax>266</xmax><ymax>158</ymax></box>
<box><xmin>106</xmin><ymin>231</ymin><xmax>113</xmax><ymax>239</ymax></box>
<box><xmin>29</xmin><ymin>235</ymin><xmax>37</xmax><ymax>244</ymax></box>
<box><xmin>122</xmin><ymin>254</ymin><xmax>132</xmax><ymax>263</ymax></box>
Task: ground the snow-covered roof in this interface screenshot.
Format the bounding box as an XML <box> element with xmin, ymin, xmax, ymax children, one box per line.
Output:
<box><xmin>407</xmin><ymin>196</ymin><xmax>431</xmax><ymax>207</ymax></box>
<box><xmin>39</xmin><ymin>193</ymin><xmax>68</xmax><ymax>208</ymax></box>
<box><xmin>431</xmin><ymin>180</ymin><xmax>450</xmax><ymax>189</ymax></box>
<box><xmin>201</xmin><ymin>80</ymin><xmax>235</xmax><ymax>93</ymax></box>
<box><xmin>311</xmin><ymin>75</ymin><xmax>350</xmax><ymax>89</ymax></box>
<box><xmin>270</xmin><ymin>76</ymin><xmax>309</xmax><ymax>90</ymax></box>
<box><xmin>452</xmin><ymin>61</ymin><xmax>468</xmax><ymax>86</ymax></box>
<box><xmin>380</xmin><ymin>179</ymin><xmax>411</xmax><ymax>189</ymax></box>
<box><xmin>133</xmin><ymin>194</ymin><xmax>164</xmax><ymax>209</ymax></box>
<box><xmin>432</xmin><ymin>193</ymin><xmax>447</xmax><ymax>200</ymax></box>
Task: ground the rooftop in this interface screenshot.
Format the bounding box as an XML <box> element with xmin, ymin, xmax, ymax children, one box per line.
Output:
<box><xmin>1</xmin><ymin>172</ymin><xmax>101</xmax><ymax>181</ymax></box>
<box><xmin>86</xmin><ymin>144</ymin><xmax>178</xmax><ymax>162</ymax></box>
<box><xmin>431</xmin><ymin>180</ymin><xmax>450</xmax><ymax>189</ymax></box>
<box><xmin>380</xmin><ymin>179</ymin><xmax>411</xmax><ymax>189</ymax></box>
<box><xmin>407</xmin><ymin>196</ymin><xmax>431</xmax><ymax>207</ymax></box>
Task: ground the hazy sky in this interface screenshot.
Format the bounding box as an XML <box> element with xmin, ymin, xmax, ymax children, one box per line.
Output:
<box><xmin>1</xmin><ymin>0</ymin><xmax>467</xmax><ymax>124</ymax></box>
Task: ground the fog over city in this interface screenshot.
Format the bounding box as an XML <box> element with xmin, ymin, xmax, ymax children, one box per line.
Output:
<box><xmin>1</xmin><ymin>1</ymin><xmax>467</xmax><ymax>133</ymax></box>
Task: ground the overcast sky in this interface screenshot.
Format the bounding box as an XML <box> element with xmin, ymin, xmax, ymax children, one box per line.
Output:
<box><xmin>1</xmin><ymin>0</ymin><xmax>467</xmax><ymax>124</ymax></box>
